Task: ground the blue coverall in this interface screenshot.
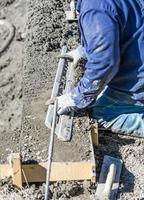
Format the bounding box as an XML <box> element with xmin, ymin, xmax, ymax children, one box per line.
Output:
<box><xmin>71</xmin><ymin>0</ymin><xmax>144</xmax><ymax>137</ymax></box>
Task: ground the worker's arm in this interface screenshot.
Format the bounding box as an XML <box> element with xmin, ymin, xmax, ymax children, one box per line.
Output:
<box><xmin>70</xmin><ymin>10</ymin><xmax>120</xmax><ymax>108</ymax></box>
<box><xmin>57</xmin><ymin>9</ymin><xmax>120</xmax><ymax>115</ymax></box>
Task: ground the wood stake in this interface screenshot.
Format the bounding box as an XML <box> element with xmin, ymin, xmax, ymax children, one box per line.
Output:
<box><xmin>11</xmin><ymin>153</ymin><xmax>22</xmax><ymax>189</ymax></box>
<box><xmin>91</xmin><ymin>123</ymin><xmax>99</xmax><ymax>145</ymax></box>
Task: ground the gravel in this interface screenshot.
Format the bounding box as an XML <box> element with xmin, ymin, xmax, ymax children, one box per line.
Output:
<box><xmin>0</xmin><ymin>0</ymin><xmax>143</xmax><ymax>199</ymax></box>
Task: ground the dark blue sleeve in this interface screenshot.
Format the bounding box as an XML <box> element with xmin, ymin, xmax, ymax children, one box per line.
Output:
<box><xmin>71</xmin><ymin>10</ymin><xmax>120</xmax><ymax>109</ymax></box>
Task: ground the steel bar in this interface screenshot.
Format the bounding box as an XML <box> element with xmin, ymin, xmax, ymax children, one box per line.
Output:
<box><xmin>45</xmin><ymin>100</ymin><xmax>57</xmax><ymax>200</ymax></box>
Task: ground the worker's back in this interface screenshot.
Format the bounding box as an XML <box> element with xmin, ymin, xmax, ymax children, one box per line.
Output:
<box><xmin>108</xmin><ymin>0</ymin><xmax>144</xmax><ymax>106</ymax></box>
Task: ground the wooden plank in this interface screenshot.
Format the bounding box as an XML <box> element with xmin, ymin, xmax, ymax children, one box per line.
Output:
<box><xmin>11</xmin><ymin>153</ymin><xmax>22</xmax><ymax>188</ymax></box>
<box><xmin>89</xmin><ymin>132</ymin><xmax>96</xmax><ymax>183</ymax></box>
<box><xmin>91</xmin><ymin>123</ymin><xmax>99</xmax><ymax>145</ymax></box>
<box><xmin>0</xmin><ymin>164</ymin><xmax>12</xmax><ymax>180</ymax></box>
<box><xmin>0</xmin><ymin>123</ymin><xmax>97</xmax><ymax>185</ymax></box>
<box><xmin>22</xmin><ymin>161</ymin><xmax>93</xmax><ymax>183</ymax></box>
<box><xmin>91</xmin><ymin>165</ymin><xmax>96</xmax><ymax>183</ymax></box>
<box><xmin>0</xmin><ymin>161</ymin><xmax>95</xmax><ymax>184</ymax></box>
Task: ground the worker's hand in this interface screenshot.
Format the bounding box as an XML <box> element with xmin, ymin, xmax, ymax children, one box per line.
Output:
<box><xmin>57</xmin><ymin>93</ymin><xmax>77</xmax><ymax>115</ymax></box>
<box><xmin>46</xmin><ymin>93</ymin><xmax>77</xmax><ymax>115</ymax></box>
<box><xmin>57</xmin><ymin>45</ymin><xmax>87</xmax><ymax>68</ymax></box>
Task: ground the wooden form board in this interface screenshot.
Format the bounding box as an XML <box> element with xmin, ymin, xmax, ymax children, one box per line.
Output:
<box><xmin>0</xmin><ymin>162</ymin><xmax>93</xmax><ymax>185</ymax></box>
<box><xmin>22</xmin><ymin>161</ymin><xmax>93</xmax><ymax>183</ymax></box>
<box><xmin>12</xmin><ymin>154</ymin><xmax>22</xmax><ymax>188</ymax></box>
<box><xmin>89</xmin><ymin>122</ymin><xmax>99</xmax><ymax>183</ymax></box>
<box><xmin>89</xmin><ymin>131</ymin><xmax>96</xmax><ymax>183</ymax></box>
<box><xmin>91</xmin><ymin>123</ymin><xmax>99</xmax><ymax>145</ymax></box>
<box><xmin>0</xmin><ymin>164</ymin><xmax>12</xmax><ymax>179</ymax></box>
<box><xmin>0</xmin><ymin>123</ymin><xmax>99</xmax><ymax>188</ymax></box>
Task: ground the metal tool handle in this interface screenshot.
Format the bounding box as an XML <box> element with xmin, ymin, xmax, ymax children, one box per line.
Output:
<box><xmin>45</xmin><ymin>100</ymin><xmax>57</xmax><ymax>200</ymax></box>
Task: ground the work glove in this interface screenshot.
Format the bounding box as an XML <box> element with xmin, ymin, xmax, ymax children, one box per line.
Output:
<box><xmin>57</xmin><ymin>45</ymin><xmax>87</xmax><ymax>68</ymax></box>
<box><xmin>46</xmin><ymin>93</ymin><xmax>77</xmax><ymax>115</ymax></box>
<box><xmin>57</xmin><ymin>93</ymin><xmax>77</xmax><ymax>115</ymax></box>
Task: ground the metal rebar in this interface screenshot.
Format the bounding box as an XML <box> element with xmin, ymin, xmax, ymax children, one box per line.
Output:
<box><xmin>44</xmin><ymin>100</ymin><xmax>57</xmax><ymax>200</ymax></box>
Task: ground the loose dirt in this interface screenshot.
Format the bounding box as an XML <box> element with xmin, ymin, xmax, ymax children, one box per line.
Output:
<box><xmin>0</xmin><ymin>0</ymin><xmax>144</xmax><ymax>199</ymax></box>
<box><xmin>0</xmin><ymin>0</ymin><xmax>26</xmax><ymax>163</ymax></box>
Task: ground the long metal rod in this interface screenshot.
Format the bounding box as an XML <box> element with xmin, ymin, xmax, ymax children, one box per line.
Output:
<box><xmin>51</xmin><ymin>46</ymin><xmax>67</xmax><ymax>98</ymax></box>
<box><xmin>45</xmin><ymin>100</ymin><xmax>57</xmax><ymax>200</ymax></box>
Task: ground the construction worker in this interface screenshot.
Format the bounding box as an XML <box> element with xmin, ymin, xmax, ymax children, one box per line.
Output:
<box><xmin>57</xmin><ymin>0</ymin><xmax>144</xmax><ymax>137</ymax></box>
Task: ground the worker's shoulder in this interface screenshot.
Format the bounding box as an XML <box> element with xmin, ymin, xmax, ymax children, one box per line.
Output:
<box><xmin>99</xmin><ymin>0</ymin><xmax>128</xmax><ymax>15</ymax></box>
<box><xmin>81</xmin><ymin>0</ymin><xmax>127</xmax><ymax>15</ymax></box>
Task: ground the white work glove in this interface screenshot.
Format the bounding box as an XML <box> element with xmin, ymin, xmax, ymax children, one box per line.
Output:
<box><xmin>58</xmin><ymin>45</ymin><xmax>87</xmax><ymax>68</ymax></box>
<box><xmin>57</xmin><ymin>93</ymin><xmax>76</xmax><ymax>115</ymax></box>
<box><xmin>46</xmin><ymin>93</ymin><xmax>76</xmax><ymax>115</ymax></box>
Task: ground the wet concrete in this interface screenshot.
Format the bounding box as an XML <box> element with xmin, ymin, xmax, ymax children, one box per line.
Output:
<box><xmin>22</xmin><ymin>0</ymin><xmax>91</xmax><ymax>163</ymax></box>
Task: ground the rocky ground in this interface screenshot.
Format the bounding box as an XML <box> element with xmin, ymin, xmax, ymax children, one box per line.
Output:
<box><xmin>0</xmin><ymin>0</ymin><xmax>26</xmax><ymax>163</ymax></box>
<box><xmin>0</xmin><ymin>0</ymin><xmax>144</xmax><ymax>199</ymax></box>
